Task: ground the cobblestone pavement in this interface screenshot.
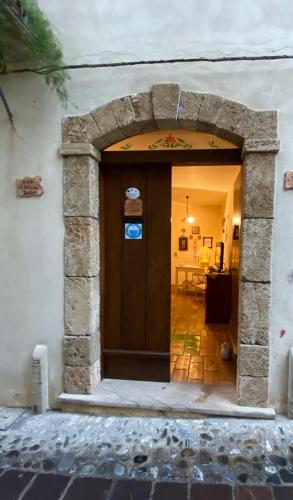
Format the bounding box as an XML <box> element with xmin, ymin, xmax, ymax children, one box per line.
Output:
<box><xmin>0</xmin><ymin>408</ymin><xmax>293</xmax><ymax>498</ymax></box>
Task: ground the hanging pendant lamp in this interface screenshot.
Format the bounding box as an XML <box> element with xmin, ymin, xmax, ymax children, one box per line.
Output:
<box><xmin>182</xmin><ymin>195</ymin><xmax>195</xmax><ymax>224</ymax></box>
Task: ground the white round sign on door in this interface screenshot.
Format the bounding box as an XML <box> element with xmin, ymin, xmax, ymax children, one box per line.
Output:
<box><xmin>125</xmin><ymin>187</ymin><xmax>140</xmax><ymax>200</ymax></box>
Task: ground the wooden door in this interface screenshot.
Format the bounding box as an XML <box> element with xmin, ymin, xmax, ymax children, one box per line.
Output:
<box><xmin>100</xmin><ymin>162</ymin><xmax>171</xmax><ymax>382</ymax></box>
<box><xmin>230</xmin><ymin>170</ymin><xmax>242</xmax><ymax>354</ymax></box>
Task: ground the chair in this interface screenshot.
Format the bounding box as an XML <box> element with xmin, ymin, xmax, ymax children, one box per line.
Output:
<box><xmin>192</xmin><ymin>268</ymin><xmax>207</xmax><ymax>300</ymax></box>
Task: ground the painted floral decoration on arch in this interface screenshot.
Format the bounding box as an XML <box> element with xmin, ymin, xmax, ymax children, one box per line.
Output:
<box><xmin>120</xmin><ymin>134</ymin><xmax>193</xmax><ymax>150</ymax></box>
<box><xmin>148</xmin><ymin>133</ymin><xmax>192</xmax><ymax>150</ymax></box>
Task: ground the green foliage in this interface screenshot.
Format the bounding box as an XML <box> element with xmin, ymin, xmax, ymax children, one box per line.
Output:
<box><xmin>0</xmin><ymin>0</ymin><xmax>69</xmax><ymax>104</ymax></box>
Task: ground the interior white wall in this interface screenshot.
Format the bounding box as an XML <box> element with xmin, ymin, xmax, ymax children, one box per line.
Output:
<box><xmin>0</xmin><ymin>0</ymin><xmax>292</xmax><ymax>412</ymax></box>
<box><xmin>171</xmin><ymin>192</ymin><xmax>224</xmax><ymax>284</ymax></box>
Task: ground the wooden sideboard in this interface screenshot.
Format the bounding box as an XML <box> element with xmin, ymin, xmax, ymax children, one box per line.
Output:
<box><xmin>205</xmin><ymin>273</ymin><xmax>231</xmax><ymax>324</ymax></box>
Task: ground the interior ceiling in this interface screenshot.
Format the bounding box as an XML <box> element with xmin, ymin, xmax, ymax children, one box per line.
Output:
<box><xmin>172</xmin><ymin>165</ymin><xmax>241</xmax><ymax>192</ymax></box>
<box><xmin>172</xmin><ymin>186</ymin><xmax>227</xmax><ymax>207</ymax></box>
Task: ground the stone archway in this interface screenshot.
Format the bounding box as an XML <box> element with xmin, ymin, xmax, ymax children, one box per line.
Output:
<box><xmin>60</xmin><ymin>83</ymin><xmax>279</xmax><ymax>408</ymax></box>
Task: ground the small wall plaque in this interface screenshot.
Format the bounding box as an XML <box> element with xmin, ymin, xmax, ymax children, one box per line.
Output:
<box><xmin>16</xmin><ymin>176</ymin><xmax>44</xmax><ymax>198</ymax></box>
<box><xmin>125</xmin><ymin>223</ymin><xmax>142</xmax><ymax>240</ymax></box>
<box><xmin>284</xmin><ymin>172</ymin><xmax>293</xmax><ymax>190</ymax></box>
<box><xmin>124</xmin><ymin>187</ymin><xmax>142</xmax><ymax>216</ymax></box>
<box><xmin>124</xmin><ymin>199</ymin><xmax>143</xmax><ymax>216</ymax></box>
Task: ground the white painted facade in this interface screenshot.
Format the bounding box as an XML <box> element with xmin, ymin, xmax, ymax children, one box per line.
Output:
<box><xmin>0</xmin><ymin>0</ymin><xmax>292</xmax><ymax>412</ymax></box>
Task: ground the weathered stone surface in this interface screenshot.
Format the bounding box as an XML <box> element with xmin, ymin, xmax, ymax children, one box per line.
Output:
<box><xmin>238</xmin><ymin>345</ymin><xmax>269</xmax><ymax>377</ymax></box>
<box><xmin>110</xmin><ymin>96</ymin><xmax>141</xmax><ymax>137</ymax></box>
<box><xmin>216</xmin><ymin>99</ymin><xmax>248</xmax><ymax>145</ymax></box>
<box><xmin>243</xmin><ymin>153</ymin><xmax>275</xmax><ymax>219</ymax></box>
<box><xmin>65</xmin><ymin>277</ymin><xmax>99</xmax><ymax>336</ymax></box>
<box><xmin>236</xmin><ymin>109</ymin><xmax>278</xmax><ymax>141</ymax></box>
<box><xmin>64</xmin><ymin>360</ymin><xmax>100</xmax><ymax>394</ymax></box>
<box><xmin>64</xmin><ymin>156</ymin><xmax>99</xmax><ymax>217</ymax></box>
<box><xmin>60</xmin><ymin>143</ymin><xmax>101</xmax><ymax>161</ymax></box>
<box><xmin>242</xmin><ymin>138</ymin><xmax>280</xmax><ymax>154</ymax></box>
<box><xmin>91</xmin><ymin>103</ymin><xmax>124</xmax><ymax>149</ymax></box>
<box><xmin>239</xmin><ymin>282</ymin><xmax>271</xmax><ymax>345</ymax></box>
<box><xmin>178</xmin><ymin>91</ymin><xmax>203</xmax><ymax>129</ymax></box>
<box><xmin>151</xmin><ymin>83</ymin><xmax>181</xmax><ymax>129</ymax></box>
<box><xmin>62</xmin><ymin>114</ymin><xmax>100</xmax><ymax>144</ymax></box>
<box><xmin>197</xmin><ymin>94</ymin><xmax>225</xmax><ymax>132</ymax></box>
<box><xmin>238</xmin><ymin>376</ymin><xmax>268</xmax><ymax>406</ymax></box>
<box><xmin>131</xmin><ymin>92</ymin><xmax>157</xmax><ymax>132</ymax></box>
<box><xmin>64</xmin><ymin>217</ymin><xmax>99</xmax><ymax>277</ymax></box>
<box><xmin>64</xmin><ymin>335</ymin><xmax>99</xmax><ymax>366</ymax></box>
<box><xmin>241</xmin><ymin>219</ymin><xmax>273</xmax><ymax>282</ymax></box>
<box><xmin>249</xmin><ymin>111</ymin><xmax>278</xmax><ymax>140</ymax></box>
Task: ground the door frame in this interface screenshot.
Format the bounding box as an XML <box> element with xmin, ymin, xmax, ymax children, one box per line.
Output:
<box><xmin>61</xmin><ymin>83</ymin><xmax>278</xmax><ymax>408</ymax></box>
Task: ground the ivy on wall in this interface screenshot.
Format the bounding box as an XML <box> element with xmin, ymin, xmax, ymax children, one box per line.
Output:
<box><xmin>0</xmin><ymin>0</ymin><xmax>69</xmax><ymax>104</ymax></box>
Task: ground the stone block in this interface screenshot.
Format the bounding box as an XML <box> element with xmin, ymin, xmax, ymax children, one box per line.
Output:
<box><xmin>91</xmin><ymin>103</ymin><xmax>124</xmax><ymax>149</ymax></box>
<box><xmin>151</xmin><ymin>83</ymin><xmax>181</xmax><ymax>129</ymax></box>
<box><xmin>241</xmin><ymin>219</ymin><xmax>272</xmax><ymax>283</ymax></box>
<box><xmin>197</xmin><ymin>94</ymin><xmax>225</xmax><ymax>132</ymax></box>
<box><xmin>64</xmin><ymin>217</ymin><xmax>99</xmax><ymax>277</ymax></box>
<box><xmin>243</xmin><ymin>153</ymin><xmax>275</xmax><ymax>218</ymax></box>
<box><xmin>62</xmin><ymin>113</ymin><xmax>100</xmax><ymax>144</ymax></box>
<box><xmin>64</xmin><ymin>156</ymin><xmax>99</xmax><ymax>217</ymax></box>
<box><xmin>238</xmin><ymin>345</ymin><xmax>269</xmax><ymax>377</ymax></box>
<box><xmin>238</xmin><ymin>376</ymin><xmax>268</xmax><ymax>406</ymax></box>
<box><xmin>32</xmin><ymin>345</ymin><xmax>48</xmax><ymax>413</ymax></box>
<box><xmin>236</xmin><ymin>110</ymin><xmax>278</xmax><ymax>141</ymax></box>
<box><xmin>178</xmin><ymin>91</ymin><xmax>203</xmax><ymax>130</ymax></box>
<box><xmin>216</xmin><ymin>99</ymin><xmax>248</xmax><ymax>145</ymax></box>
<box><xmin>60</xmin><ymin>143</ymin><xmax>101</xmax><ymax>161</ymax></box>
<box><xmin>110</xmin><ymin>96</ymin><xmax>141</xmax><ymax>137</ymax></box>
<box><xmin>65</xmin><ymin>277</ymin><xmax>99</xmax><ymax>336</ymax></box>
<box><xmin>64</xmin><ymin>335</ymin><xmax>99</xmax><ymax>366</ymax></box>
<box><xmin>239</xmin><ymin>282</ymin><xmax>271</xmax><ymax>345</ymax></box>
<box><xmin>131</xmin><ymin>92</ymin><xmax>157</xmax><ymax>132</ymax></box>
<box><xmin>64</xmin><ymin>360</ymin><xmax>100</xmax><ymax>394</ymax></box>
<box><xmin>249</xmin><ymin>111</ymin><xmax>278</xmax><ymax>141</ymax></box>
<box><xmin>242</xmin><ymin>138</ymin><xmax>280</xmax><ymax>154</ymax></box>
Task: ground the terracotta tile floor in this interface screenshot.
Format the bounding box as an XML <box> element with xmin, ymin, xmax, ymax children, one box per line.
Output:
<box><xmin>170</xmin><ymin>291</ymin><xmax>236</xmax><ymax>385</ymax></box>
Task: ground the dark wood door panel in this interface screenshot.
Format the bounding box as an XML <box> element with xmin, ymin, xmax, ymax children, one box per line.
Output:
<box><xmin>101</xmin><ymin>162</ymin><xmax>171</xmax><ymax>382</ymax></box>
<box><xmin>121</xmin><ymin>165</ymin><xmax>147</xmax><ymax>351</ymax></box>
<box><xmin>103</xmin><ymin>350</ymin><xmax>170</xmax><ymax>382</ymax></box>
<box><xmin>103</xmin><ymin>165</ymin><xmax>122</xmax><ymax>350</ymax></box>
<box><xmin>146</xmin><ymin>165</ymin><xmax>171</xmax><ymax>352</ymax></box>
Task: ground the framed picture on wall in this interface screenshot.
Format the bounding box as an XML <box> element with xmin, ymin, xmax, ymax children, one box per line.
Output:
<box><xmin>192</xmin><ymin>226</ymin><xmax>200</xmax><ymax>234</ymax></box>
<box><xmin>203</xmin><ymin>236</ymin><xmax>213</xmax><ymax>249</ymax></box>
<box><xmin>179</xmin><ymin>235</ymin><xmax>188</xmax><ymax>251</ymax></box>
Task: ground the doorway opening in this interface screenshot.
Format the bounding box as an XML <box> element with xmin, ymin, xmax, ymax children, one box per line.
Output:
<box><xmin>100</xmin><ymin>130</ymin><xmax>242</xmax><ymax>387</ymax></box>
<box><xmin>171</xmin><ymin>165</ymin><xmax>241</xmax><ymax>386</ymax></box>
<box><xmin>62</xmin><ymin>86</ymin><xmax>277</xmax><ymax>408</ymax></box>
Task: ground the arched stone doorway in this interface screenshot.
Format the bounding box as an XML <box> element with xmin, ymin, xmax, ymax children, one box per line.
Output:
<box><xmin>60</xmin><ymin>83</ymin><xmax>279</xmax><ymax>408</ymax></box>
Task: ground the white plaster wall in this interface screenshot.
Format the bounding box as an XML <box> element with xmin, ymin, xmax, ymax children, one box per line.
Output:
<box><xmin>0</xmin><ymin>0</ymin><xmax>293</xmax><ymax>411</ymax></box>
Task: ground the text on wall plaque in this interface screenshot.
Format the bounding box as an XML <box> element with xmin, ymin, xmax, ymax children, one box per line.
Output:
<box><xmin>16</xmin><ymin>176</ymin><xmax>44</xmax><ymax>198</ymax></box>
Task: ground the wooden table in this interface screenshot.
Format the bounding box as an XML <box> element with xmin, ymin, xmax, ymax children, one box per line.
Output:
<box><xmin>175</xmin><ymin>264</ymin><xmax>204</xmax><ymax>293</ymax></box>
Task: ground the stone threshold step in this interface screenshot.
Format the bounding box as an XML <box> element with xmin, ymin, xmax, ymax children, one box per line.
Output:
<box><xmin>58</xmin><ymin>379</ymin><xmax>276</xmax><ymax>419</ymax></box>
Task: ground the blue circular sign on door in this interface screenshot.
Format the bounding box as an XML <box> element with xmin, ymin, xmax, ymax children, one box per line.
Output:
<box><xmin>125</xmin><ymin>223</ymin><xmax>142</xmax><ymax>240</ymax></box>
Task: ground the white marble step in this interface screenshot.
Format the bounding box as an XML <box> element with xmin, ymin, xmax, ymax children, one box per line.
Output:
<box><xmin>59</xmin><ymin>380</ymin><xmax>276</xmax><ymax>419</ymax></box>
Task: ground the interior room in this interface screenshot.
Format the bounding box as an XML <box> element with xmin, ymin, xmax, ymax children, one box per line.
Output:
<box><xmin>171</xmin><ymin>165</ymin><xmax>241</xmax><ymax>385</ymax></box>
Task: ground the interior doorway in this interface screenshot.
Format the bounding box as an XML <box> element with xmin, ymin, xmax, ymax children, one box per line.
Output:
<box><xmin>170</xmin><ymin>165</ymin><xmax>241</xmax><ymax>386</ymax></box>
<box><xmin>100</xmin><ymin>129</ymin><xmax>242</xmax><ymax>385</ymax></box>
